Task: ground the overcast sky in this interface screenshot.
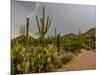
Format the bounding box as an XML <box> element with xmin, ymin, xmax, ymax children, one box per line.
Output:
<box><xmin>11</xmin><ymin>0</ymin><xmax>96</xmax><ymax>38</ymax></box>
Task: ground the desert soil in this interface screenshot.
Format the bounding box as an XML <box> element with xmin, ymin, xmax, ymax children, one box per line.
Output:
<box><xmin>56</xmin><ymin>49</ymin><xmax>96</xmax><ymax>72</ymax></box>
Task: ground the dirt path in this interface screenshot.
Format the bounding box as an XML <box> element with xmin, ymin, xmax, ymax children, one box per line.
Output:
<box><xmin>56</xmin><ymin>49</ymin><xmax>96</xmax><ymax>72</ymax></box>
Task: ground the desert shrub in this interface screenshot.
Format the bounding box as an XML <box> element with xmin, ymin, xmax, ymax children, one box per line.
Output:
<box><xmin>60</xmin><ymin>52</ymin><xmax>73</xmax><ymax>64</ymax></box>
<box><xmin>62</xmin><ymin>38</ymin><xmax>83</xmax><ymax>54</ymax></box>
<box><xmin>11</xmin><ymin>44</ymin><xmax>64</xmax><ymax>74</ymax></box>
<box><xmin>11</xmin><ymin>45</ymin><xmax>34</xmax><ymax>74</ymax></box>
<box><xmin>82</xmin><ymin>35</ymin><xmax>96</xmax><ymax>50</ymax></box>
<box><xmin>32</xmin><ymin>44</ymin><xmax>60</xmax><ymax>72</ymax></box>
<box><xmin>11</xmin><ymin>36</ymin><xmax>37</xmax><ymax>48</ymax></box>
<box><xmin>52</xmin><ymin>56</ymin><xmax>63</xmax><ymax>68</ymax></box>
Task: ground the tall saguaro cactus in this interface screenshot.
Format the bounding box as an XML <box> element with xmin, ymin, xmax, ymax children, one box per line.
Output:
<box><xmin>36</xmin><ymin>6</ymin><xmax>51</xmax><ymax>44</ymax></box>
<box><xmin>56</xmin><ymin>33</ymin><xmax>61</xmax><ymax>52</ymax></box>
<box><xmin>55</xmin><ymin>27</ymin><xmax>57</xmax><ymax>38</ymax></box>
<box><xmin>20</xmin><ymin>25</ymin><xmax>25</xmax><ymax>36</ymax></box>
<box><xmin>78</xmin><ymin>29</ymin><xmax>82</xmax><ymax>43</ymax></box>
<box><xmin>19</xmin><ymin>17</ymin><xmax>30</xmax><ymax>45</ymax></box>
<box><xmin>26</xmin><ymin>17</ymin><xmax>29</xmax><ymax>36</ymax></box>
<box><xmin>25</xmin><ymin>17</ymin><xmax>29</xmax><ymax>45</ymax></box>
<box><xmin>20</xmin><ymin>17</ymin><xmax>30</xmax><ymax>37</ymax></box>
<box><xmin>78</xmin><ymin>29</ymin><xmax>81</xmax><ymax>37</ymax></box>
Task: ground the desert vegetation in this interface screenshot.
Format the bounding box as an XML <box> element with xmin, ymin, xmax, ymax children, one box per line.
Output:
<box><xmin>11</xmin><ymin>6</ymin><xmax>96</xmax><ymax>74</ymax></box>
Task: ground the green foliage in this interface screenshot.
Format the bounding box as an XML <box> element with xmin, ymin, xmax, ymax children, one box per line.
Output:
<box><xmin>32</xmin><ymin>44</ymin><xmax>59</xmax><ymax>72</ymax></box>
<box><xmin>11</xmin><ymin>35</ymin><xmax>37</xmax><ymax>47</ymax></box>
<box><xmin>53</xmin><ymin>56</ymin><xmax>63</xmax><ymax>68</ymax></box>
<box><xmin>11</xmin><ymin>45</ymin><xmax>34</xmax><ymax>74</ymax></box>
<box><xmin>11</xmin><ymin>5</ymin><xmax>96</xmax><ymax>74</ymax></box>
<box><xmin>45</xmin><ymin>35</ymin><xmax>55</xmax><ymax>44</ymax></box>
<box><xmin>60</xmin><ymin>52</ymin><xmax>73</xmax><ymax>64</ymax></box>
<box><xmin>61</xmin><ymin>38</ymin><xmax>83</xmax><ymax>54</ymax></box>
<box><xmin>11</xmin><ymin>44</ymin><xmax>67</xmax><ymax>74</ymax></box>
<box><xmin>90</xmin><ymin>35</ymin><xmax>96</xmax><ymax>42</ymax></box>
<box><xmin>56</xmin><ymin>33</ymin><xmax>61</xmax><ymax>52</ymax></box>
<box><xmin>82</xmin><ymin>36</ymin><xmax>96</xmax><ymax>50</ymax></box>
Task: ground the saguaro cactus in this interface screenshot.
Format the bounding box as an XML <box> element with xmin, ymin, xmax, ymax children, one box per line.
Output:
<box><xmin>20</xmin><ymin>17</ymin><xmax>29</xmax><ymax>37</ymax></box>
<box><xmin>19</xmin><ymin>17</ymin><xmax>30</xmax><ymax>45</ymax></box>
<box><xmin>78</xmin><ymin>29</ymin><xmax>82</xmax><ymax>43</ymax></box>
<box><xmin>78</xmin><ymin>29</ymin><xmax>81</xmax><ymax>37</ymax></box>
<box><xmin>26</xmin><ymin>17</ymin><xmax>29</xmax><ymax>36</ymax></box>
<box><xmin>20</xmin><ymin>25</ymin><xmax>25</xmax><ymax>36</ymax></box>
<box><xmin>25</xmin><ymin>17</ymin><xmax>30</xmax><ymax>45</ymax></box>
<box><xmin>36</xmin><ymin>6</ymin><xmax>51</xmax><ymax>44</ymax></box>
<box><xmin>56</xmin><ymin>33</ymin><xmax>60</xmax><ymax>52</ymax></box>
<box><xmin>20</xmin><ymin>27</ymin><xmax>22</xmax><ymax>36</ymax></box>
<box><xmin>55</xmin><ymin>27</ymin><xmax>57</xmax><ymax>38</ymax></box>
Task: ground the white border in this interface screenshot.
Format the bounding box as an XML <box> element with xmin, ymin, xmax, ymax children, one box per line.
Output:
<box><xmin>0</xmin><ymin>0</ymin><xmax>10</xmax><ymax>75</ymax></box>
<box><xmin>17</xmin><ymin>0</ymin><xmax>96</xmax><ymax>5</ymax></box>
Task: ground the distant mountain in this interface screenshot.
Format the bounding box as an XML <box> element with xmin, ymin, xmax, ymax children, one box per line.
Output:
<box><xmin>62</xmin><ymin>27</ymin><xmax>96</xmax><ymax>38</ymax></box>
<box><xmin>63</xmin><ymin>33</ymin><xmax>78</xmax><ymax>38</ymax></box>
<box><xmin>82</xmin><ymin>28</ymin><xmax>96</xmax><ymax>38</ymax></box>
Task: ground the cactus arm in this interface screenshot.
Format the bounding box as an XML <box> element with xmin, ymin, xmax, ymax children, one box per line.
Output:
<box><xmin>36</xmin><ymin>16</ymin><xmax>41</xmax><ymax>32</ymax></box>
<box><xmin>40</xmin><ymin>18</ymin><xmax>43</xmax><ymax>25</ymax></box>
<box><xmin>46</xmin><ymin>16</ymin><xmax>49</xmax><ymax>28</ymax></box>
<box><xmin>47</xmin><ymin>18</ymin><xmax>51</xmax><ymax>30</ymax></box>
<box><xmin>43</xmin><ymin>6</ymin><xmax>45</xmax><ymax>28</ymax></box>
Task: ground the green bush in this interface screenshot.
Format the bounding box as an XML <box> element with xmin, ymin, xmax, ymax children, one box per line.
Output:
<box><xmin>53</xmin><ymin>57</ymin><xmax>63</xmax><ymax>68</ymax></box>
<box><xmin>11</xmin><ymin>45</ymin><xmax>34</xmax><ymax>74</ymax></box>
<box><xmin>60</xmin><ymin>52</ymin><xmax>73</xmax><ymax>64</ymax></box>
<box><xmin>32</xmin><ymin>44</ymin><xmax>59</xmax><ymax>72</ymax></box>
<box><xmin>62</xmin><ymin>38</ymin><xmax>83</xmax><ymax>54</ymax></box>
<box><xmin>11</xmin><ymin>44</ymin><xmax>64</xmax><ymax>74</ymax></box>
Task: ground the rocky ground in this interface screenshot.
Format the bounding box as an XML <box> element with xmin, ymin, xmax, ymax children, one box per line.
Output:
<box><xmin>56</xmin><ymin>49</ymin><xmax>96</xmax><ymax>72</ymax></box>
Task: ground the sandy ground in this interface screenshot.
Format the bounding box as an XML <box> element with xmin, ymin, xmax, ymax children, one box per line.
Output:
<box><xmin>56</xmin><ymin>49</ymin><xmax>96</xmax><ymax>72</ymax></box>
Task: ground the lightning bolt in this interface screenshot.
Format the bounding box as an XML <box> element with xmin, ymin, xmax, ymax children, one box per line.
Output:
<box><xmin>28</xmin><ymin>2</ymin><xmax>40</xmax><ymax>18</ymax></box>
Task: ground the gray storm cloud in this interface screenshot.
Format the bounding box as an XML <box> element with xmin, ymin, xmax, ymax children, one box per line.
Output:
<box><xmin>11</xmin><ymin>0</ymin><xmax>96</xmax><ymax>39</ymax></box>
